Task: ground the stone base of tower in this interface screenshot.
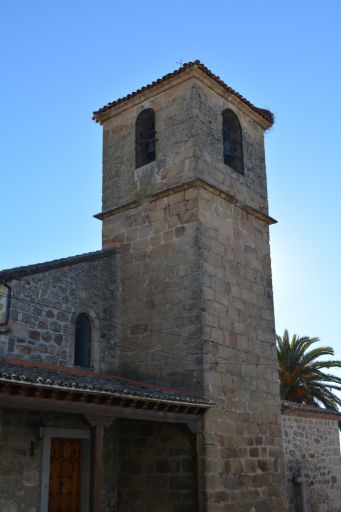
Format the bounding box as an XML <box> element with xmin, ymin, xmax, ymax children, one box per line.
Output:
<box><xmin>197</xmin><ymin>186</ymin><xmax>286</xmax><ymax>511</ymax></box>
<box><xmin>101</xmin><ymin>182</ymin><xmax>287</xmax><ymax>511</ymax></box>
<box><xmin>201</xmin><ymin>407</ymin><xmax>286</xmax><ymax>511</ymax></box>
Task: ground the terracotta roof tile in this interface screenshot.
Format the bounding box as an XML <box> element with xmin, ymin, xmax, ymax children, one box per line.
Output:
<box><xmin>281</xmin><ymin>400</ymin><xmax>341</xmax><ymax>420</ymax></box>
<box><xmin>0</xmin><ymin>357</ymin><xmax>212</xmax><ymax>408</ymax></box>
<box><xmin>92</xmin><ymin>60</ymin><xmax>274</xmax><ymax>126</ymax></box>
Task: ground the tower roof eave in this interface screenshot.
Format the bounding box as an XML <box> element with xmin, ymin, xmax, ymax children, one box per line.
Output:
<box><xmin>92</xmin><ymin>60</ymin><xmax>274</xmax><ymax>129</ymax></box>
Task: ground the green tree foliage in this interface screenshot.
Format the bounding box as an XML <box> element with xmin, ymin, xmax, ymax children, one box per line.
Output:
<box><xmin>277</xmin><ymin>329</ymin><xmax>341</xmax><ymax>411</ymax></box>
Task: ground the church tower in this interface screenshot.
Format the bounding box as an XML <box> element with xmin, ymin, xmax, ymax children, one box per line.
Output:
<box><xmin>93</xmin><ymin>61</ymin><xmax>286</xmax><ymax>511</ymax></box>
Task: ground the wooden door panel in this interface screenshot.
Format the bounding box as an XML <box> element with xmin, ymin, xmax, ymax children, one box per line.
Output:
<box><xmin>48</xmin><ymin>438</ymin><xmax>81</xmax><ymax>512</ymax></box>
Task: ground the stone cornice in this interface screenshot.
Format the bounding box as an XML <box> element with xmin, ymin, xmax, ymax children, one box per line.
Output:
<box><xmin>94</xmin><ymin>179</ymin><xmax>277</xmax><ymax>225</ymax></box>
<box><xmin>191</xmin><ymin>68</ymin><xmax>272</xmax><ymax>130</ymax></box>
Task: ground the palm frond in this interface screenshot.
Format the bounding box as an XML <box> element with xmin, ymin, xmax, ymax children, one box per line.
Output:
<box><xmin>276</xmin><ymin>329</ymin><xmax>341</xmax><ymax>419</ymax></box>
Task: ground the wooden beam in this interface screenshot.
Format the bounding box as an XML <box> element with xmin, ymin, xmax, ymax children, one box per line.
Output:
<box><xmin>0</xmin><ymin>392</ymin><xmax>203</xmax><ymax>426</ymax></box>
<box><xmin>184</xmin><ymin>417</ymin><xmax>205</xmax><ymax>511</ymax></box>
<box><xmin>195</xmin><ymin>420</ymin><xmax>205</xmax><ymax>512</ymax></box>
<box><xmin>90</xmin><ymin>425</ymin><xmax>103</xmax><ymax>512</ymax></box>
<box><xmin>185</xmin><ymin>419</ymin><xmax>200</xmax><ymax>434</ymax></box>
<box><xmin>85</xmin><ymin>415</ymin><xmax>115</xmax><ymax>428</ymax></box>
<box><xmin>86</xmin><ymin>416</ymin><xmax>115</xmax><ymax>512</ymax></box>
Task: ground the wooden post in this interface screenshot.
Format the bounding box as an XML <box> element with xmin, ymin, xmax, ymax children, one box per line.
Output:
<box><xmin>186</xmin><ymin>417</ymin><xmax>205</xmax><ymax>512</ymax></box>
<box><xmin>196</xmin><ymin>428</ymin><xmax>205</xmax><ymax>512</ymax></box>
<box><xmin>86</xmin><ymin>415</ymin><xmax>115</xmax><ymax>512</ymax></box>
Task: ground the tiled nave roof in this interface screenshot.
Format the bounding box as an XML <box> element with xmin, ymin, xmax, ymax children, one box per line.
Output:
<box><xmin>0</xmin><ymin>249</ymin><xmax>116</xmax><ymax>284</ymax></box>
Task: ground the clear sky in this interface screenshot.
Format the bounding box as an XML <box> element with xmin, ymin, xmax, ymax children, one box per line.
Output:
<box><xmin>1</xmin><ymin>1</ymin><xmax>341</xmax><ymax>364</ymax></box>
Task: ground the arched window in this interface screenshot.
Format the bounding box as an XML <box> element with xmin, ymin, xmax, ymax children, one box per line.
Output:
<box><xmin>135</xmin><ymin>108</ymin><xmax>156</xmax><ymax>168</ymax></box>
<box><xmin>222</xmin><ymin>109</ymin><xmax>244</xmax><ymax>175</ymax></box>
<box><xmin>74</xmin><ymin>313</ymin><xmax>91</xmax><ymax>367</ymax></box>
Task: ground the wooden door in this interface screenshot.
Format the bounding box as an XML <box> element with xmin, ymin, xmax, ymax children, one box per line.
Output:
<box><xmin>48</xmin><ymin>437</ymin><xmax>82</xmax><ymax>512</ymax></box>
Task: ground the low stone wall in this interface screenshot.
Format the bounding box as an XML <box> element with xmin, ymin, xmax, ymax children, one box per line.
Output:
<box><xmin>281</xmin><ymin>403</ymin><xmax>341</xmax><ymax>512</ymax></box>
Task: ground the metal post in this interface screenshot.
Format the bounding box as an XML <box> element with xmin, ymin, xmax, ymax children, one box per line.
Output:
<box><xmin>293</xmin><ymin>467</ymin><xmax>308</xmax><ymax>512</ymax></box>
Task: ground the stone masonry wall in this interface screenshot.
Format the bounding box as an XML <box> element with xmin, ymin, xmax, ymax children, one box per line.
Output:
<box><xmin>0</xmin><ymin>69</ymin><xmax>284</xmax><ymax>512</ymax></box>
<box><xmin>117</xmin><ymin>419</ymin><xmax>197</xmax><ymax>512</ymax></box>
<box><xmin>102</xmin><ymin>188</ymin><xmax>203</xmax><ymax>391</ymax></box>
<box><xmin>100</xmin><ymin>74</ymin><xmax>286</xmax><ymax>510</ymax></box>
<box><xmin>102</xmin><ymin>185</ymin><xmax>286</xmax><ymax>511</ymax></box>
<box><xmin>282</xmin><ymin>414</ymin><xmax>341</xmax><ymax>512</ymax></box>
<box><xmin>100</xmin><ymin>75</ymin><xmax>272</xmax><ymax>392</ymax></box>
<box><xmin>102</xmin><ymin>79</ymin><xmax>197</xmax><ymax>211</ymax></box>
<box><xmin>0</xmin><ymin>409</ymin><xmax>41</xmax><ymax>512</ymax></box>
<box><xmin>198</xmin><ymin>187</ymin><xmax>286</xmax><ymax>511</ymax></box>
<box><xmin>0</xmin><ymin>254</ymin><xmax>118</xmax><ymax>373</ymax></box>
<box><xmin>101</xmin><ymin>77</ymin><xmax>267</xmax><ymax>216</ymax></box>
<box><xmin>191</xmin><ymin>81</ymin><xmax>269</xmax><ymax>214</ymax></box>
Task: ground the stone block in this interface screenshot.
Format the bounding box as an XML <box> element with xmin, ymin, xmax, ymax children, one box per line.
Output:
<box><xmin>50</xmin><ymin>322</ymin><xmax>61</xmax><ymax>333</ymax></box>
<box><xmin>168</xmin><ymin>191</ymin><xmax>184</xmax><ymax>205</ymax></box>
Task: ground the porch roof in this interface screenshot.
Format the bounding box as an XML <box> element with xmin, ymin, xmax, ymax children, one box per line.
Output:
<box><xmin>0</xmin><ymin>358</ymin><xmax>212</xmax><ymax>416</ymax></box>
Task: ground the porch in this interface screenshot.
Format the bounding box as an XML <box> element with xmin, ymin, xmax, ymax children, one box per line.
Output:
<box><xmin>0</xmin><ymin>358</ymin><xmax>211</xmax><ymax>512</ymax></box>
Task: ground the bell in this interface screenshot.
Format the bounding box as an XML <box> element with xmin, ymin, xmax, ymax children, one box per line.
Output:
<box><xmin>146</xmin><ymin>139</ymin><xmax>155</xmax><ymax>156</ymax></box>
<box><xmin>223</xmin><ymin>139</ymin><xmax>233</xmax><ymax>157</ymax></box>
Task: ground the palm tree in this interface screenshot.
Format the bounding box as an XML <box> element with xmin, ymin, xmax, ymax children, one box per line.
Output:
<box><xmin>277</xmin><ymin>329</ymin><xmax>341</xmax><ymax>411</ymax></box>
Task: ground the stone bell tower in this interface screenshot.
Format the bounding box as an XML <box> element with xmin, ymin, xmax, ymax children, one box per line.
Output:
<box><xmin>93</xmin><ymin>61</ymin><xmax>286</xmax><ymax>511</ymax></box>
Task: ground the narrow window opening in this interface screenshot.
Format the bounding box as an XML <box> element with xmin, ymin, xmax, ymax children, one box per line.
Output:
<box><xmin>74</xmin><ymin>313</ymin><xmax>91</xmax><ymax>368</ymax></box>
<box><xmin>222</xmin><ymin>109</ymin><xmax>244</xmax><ymax>175</ymax></box>
<box><xmin>0</xmin><ymin>283</ymin><xmax>11</xmax><ymax>326</ymax></box>
<box><xmin>135</xmin><ymin>108</ymin><xmax>156</xmax><ymax>168</ymax></box>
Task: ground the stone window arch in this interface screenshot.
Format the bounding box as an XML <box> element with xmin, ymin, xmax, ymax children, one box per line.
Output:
<box><xmin>222</xmin><ymin>108</ymin><xmax>244</xmax><ymax>175</ymax></box>
<box><xmin>74</xmin><ymin>313</ymin><xmax>92</xmax><ymax>368</ymax></box>
<box><xmin>135</xmin><ymin>108</ymin><xmax>156</xmax><ymax>168</ymax></box>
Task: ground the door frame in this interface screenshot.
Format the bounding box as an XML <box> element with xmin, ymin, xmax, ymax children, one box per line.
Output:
<box><xmin>40</xmin><ymin>428</ymin><xmax>91</xmax><ymax>512</ymax></box>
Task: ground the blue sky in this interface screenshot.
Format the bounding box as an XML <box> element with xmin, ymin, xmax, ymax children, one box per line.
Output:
<box><xmin>1</xmin><ymin>1</ymin><xmax>341</xmax><ymax>363</ymax></box>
